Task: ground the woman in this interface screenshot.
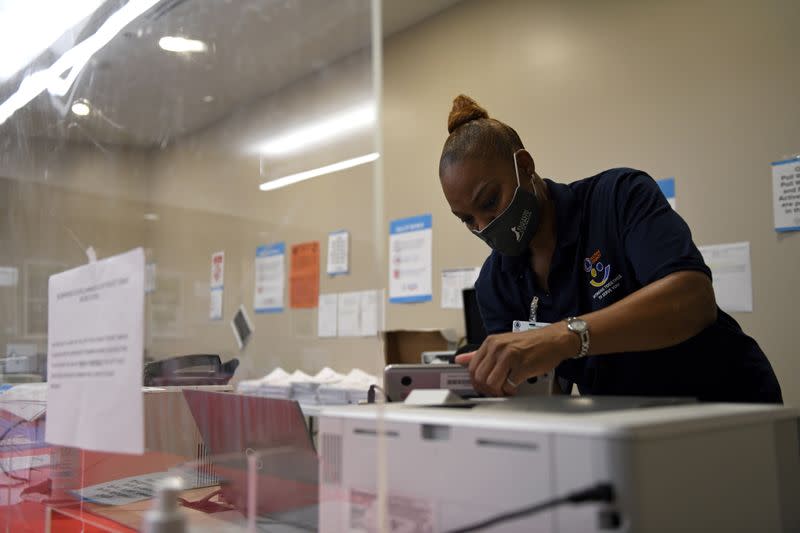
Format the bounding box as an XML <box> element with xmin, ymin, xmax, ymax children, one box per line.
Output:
<box><xmin>440</xmin><ymin>95</ymin><xmax>782</xmax><ymax>402</ymax></box>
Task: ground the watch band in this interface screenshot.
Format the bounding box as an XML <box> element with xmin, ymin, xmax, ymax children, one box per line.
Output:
<box><xmin>566</xmin><ymin>317</ymin><xmax>590</xmax><ymax>359</ymax></box>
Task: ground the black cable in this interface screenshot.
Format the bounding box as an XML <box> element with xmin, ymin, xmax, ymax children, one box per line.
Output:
<box><xmin>446</xmin><ymin>482</ymin><xmax>615</xmax><ymax>533</ymax></box>
<box><xmin>367</xmin><ymin>384</ymin><xmax>388</xmax><ymax>403</ymax></box>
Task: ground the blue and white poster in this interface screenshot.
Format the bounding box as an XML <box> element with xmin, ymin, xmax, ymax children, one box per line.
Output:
<box><xmin>389</xmin><ymin>214</ymin><xmax>432</xmax><ymax>304</ymax></box>
<box><xmin>771</xmin><ymin>157</ymin><xmax>800</xmax><ymax>232</ymax></box>
<box><xmin>657</xmin><ymin>177</ymin><xmax>676</xmax><ymax>210</ymax></box>
<box><xmin>254</xmin><ymin>243</ymin><xmax>285</xmax><ymax>313</ymax></box>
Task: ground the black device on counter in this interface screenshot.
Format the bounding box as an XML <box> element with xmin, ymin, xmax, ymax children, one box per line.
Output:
<box><xmin>143</xmin><ymin>354</ymin><xmax>239</xmax><ymax>386</ymax></box>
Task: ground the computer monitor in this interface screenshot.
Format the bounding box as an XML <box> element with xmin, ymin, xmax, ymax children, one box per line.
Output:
<box><xmin>462</xmin><ymin>288</ymin><xmax>487</xmax><ymax>346</ymax></box>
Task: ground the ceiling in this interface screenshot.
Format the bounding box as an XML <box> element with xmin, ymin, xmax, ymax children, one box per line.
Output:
<box><xmin>0</xmin><ymin>0</ymin><xmax>462</xmax><ymax>148</ymax></box>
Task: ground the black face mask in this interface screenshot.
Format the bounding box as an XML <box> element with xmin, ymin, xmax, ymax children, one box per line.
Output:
<box><xmin>471</xmin><ymin>151</ymin><xmax>540</xmax><ymax>256</ymax></box>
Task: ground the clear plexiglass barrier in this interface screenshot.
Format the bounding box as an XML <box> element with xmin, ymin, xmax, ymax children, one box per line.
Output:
<box><xmin>0</xmin><ymin>0</ymin><xmax>385</xmax><ymax>530</ymax></box>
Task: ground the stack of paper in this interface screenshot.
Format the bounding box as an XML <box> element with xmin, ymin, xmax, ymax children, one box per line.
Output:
<box><xmin>238</xmin><ymin>367</ymin><xmax>377</xmax><ymax>405</ymax></box>
<box><xmin>236</xmin><ymin>368</ymin><xmax>311</xmax><ymax>399</ymax></box>
<box><xmin>264</xmin><ymin>369</ymin><xmax>311</xmax><ymax>399</ymax></box>
<box><xmin>291</xmin><ymin>367</ymin><xmax>344</xmax><ymax>405</ymax></box>
<box><xmin>237</xmin><ymin>367</ymin><xmax>288</xmax><ymax>395</ymax></box>
<box><xmin>317</xmin><ymin>369</ymin><xmax>378</xmax><ymax>405</ymax></box>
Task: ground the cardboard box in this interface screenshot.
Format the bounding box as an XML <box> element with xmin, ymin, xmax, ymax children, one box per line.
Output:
<box><xmin>382</xmin><ymin>329</ymin><xmax>458</xmax><ymax>365</ymax></box>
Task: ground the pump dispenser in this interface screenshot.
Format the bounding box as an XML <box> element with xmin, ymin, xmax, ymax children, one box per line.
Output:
<box><xmin>142</xmin><ymin>477</ymin><xmax>186</xmax><ymax>533</ymax></box>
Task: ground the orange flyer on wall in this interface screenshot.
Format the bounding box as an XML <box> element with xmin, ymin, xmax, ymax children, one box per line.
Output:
<box><xmin>290</xmin><ymin>241</ymin><xmax>320</xmax><ymax>308</ymax></box>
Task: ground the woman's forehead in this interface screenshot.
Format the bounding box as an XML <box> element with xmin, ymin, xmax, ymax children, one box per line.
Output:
<box><xmin>441</xmin><ymin>157</ymin><xmax>511</xmax><ymax>192</ymax></box>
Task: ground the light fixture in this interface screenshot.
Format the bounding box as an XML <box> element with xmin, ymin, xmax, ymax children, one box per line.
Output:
<box><xmin>0</xmin><ymin>0</ymin><xmax>164</xmax><ymax>126</ymax></box>
<box><xmin>71</xmin><ymin>100</ymin><xmax>91</xmax><ymax>116</ymax></box>
<box><xmin>259</xmin><ymin>152</ymin><xmax>379</xmax><ymax>192</ymax></box>
<box><xmin>0</xmin><ymin>0</ymin><xmax>106</xmax><ymax>82</ymax></box>
<box><xmin>253</xmin><ymin>103</ymin><xmax>376</xmax><ymax>156</ymax></box>
<box><xmin>158</xmin><ymin>36</ymin><xmax>207</xmax><ymax>53</ymax></box>
<box><xmin>202</xmin><ymin>95</ymin><xmax>214</xmax><ymax>103</ymax></box>
<box><xmin>143</xmin><ymin>213</ymin><xmax>159</xmax><ymax>221</ymax></box>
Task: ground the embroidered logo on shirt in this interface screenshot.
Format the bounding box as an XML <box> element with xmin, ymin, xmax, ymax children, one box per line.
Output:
<box><xmin>585</xmin><ymin>249</ymin><xmax>623</xmax><ymax>301</ymax></box>
<box><xmin>584</xmin><ymin>249</ymin><xmax>611</xmax><ymax>287</ymax></box>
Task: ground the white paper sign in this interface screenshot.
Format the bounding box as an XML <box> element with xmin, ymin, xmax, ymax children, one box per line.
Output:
<box><xmin>698</xmin><ymin>241</ymin><xmax>753</xmax><ymax>313</ymax></box>
<box><xmin>337</xmin><ymin>292</ymin><xmax>361</xmax><ymax>337</ymax></box>
<box><xmin>254</xmin><ymin>243</ymin><xmax>285</xmax><ymax>313</ymax></box>
<box><xmin>46</xmin><ymin>248</ymin><xmax>145</xmax><ymax>454</ymax></box>
<box><xmin>326</xmin><ymin>231</ymin><xmax>350</xmax><ymax>276</ymax></box>
<box><xmin>359</xmin><ymin>290</ymin><xmax>382</xmax><ymax>337</ymax></box>
<box><xmin>771</xmin><ymin>157</ymin><xmax>800</xmax><ymax>232</ymax></box>
<box><xmin>441</xmin><ymin>267</ymin><xmax>481</xmax><ymax>309</ymax></box>
<box><xmin>389</xmin><ymin>214</ymin><xmax>432</xmax><ymax>304</ymax></box>
<box><xmin>209</xmin><ymin>251</ymin><xmax>224</xmax><ymax>320</ymax></box>
<box><xmin>318</xmin><ymin>293</ymin><xmax>338</xmax><ymax>338</ymax></box>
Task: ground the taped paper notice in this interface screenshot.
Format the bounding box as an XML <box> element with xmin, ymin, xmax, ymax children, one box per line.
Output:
<box><xmin>46</xmin><ymin>248</ymin><xmax>145</xmax><ymax>454</ymax></box>
<box><xmin>698</xmin><ymin>241</ymin><xmax>753</xmax><ymax>313</ymax></box>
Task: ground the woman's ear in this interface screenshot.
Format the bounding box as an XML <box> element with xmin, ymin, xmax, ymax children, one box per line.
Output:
<box><xmin>515</xmin><ymin>149</ymin><xmax>536</xmax><ymax>177</ymax></box>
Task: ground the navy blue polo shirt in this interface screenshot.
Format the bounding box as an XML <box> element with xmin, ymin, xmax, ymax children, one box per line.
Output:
<box><xmin>475</xmin><ymin>168</ymin><xmax>782</xmax><ymax>403</ymax></box>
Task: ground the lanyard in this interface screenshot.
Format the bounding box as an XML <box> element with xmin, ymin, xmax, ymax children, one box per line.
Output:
<box><xmin>529</xmin><ymin>296</ymin><xmax>539</xmax><ymax>323</ymax></box>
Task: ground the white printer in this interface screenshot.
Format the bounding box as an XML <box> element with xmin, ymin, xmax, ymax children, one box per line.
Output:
<box><xmin>317</xmin><ymin>396</ymin><xmax>799</xmax><ymax>532</ymax></box>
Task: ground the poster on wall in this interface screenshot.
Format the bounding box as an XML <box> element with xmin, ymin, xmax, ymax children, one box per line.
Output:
<box><xmin>771</xmin><ymin>157</ymin><xmax>800</xmax><ymax>232</ymax></box>
<box><xmin>697</xmin><ymin>241</ymin><xmax>753</xmax><ymax>313</ymax></box>
<box><xmin>254</xmin><ymin>243</ymin><xmax>285</xmax><ymax>313</ymax></box>
<box><xmin>326</xmin><ymin>230</ymin><xmax>350</xmax><ymax>276</ymax></box>
<box><xmin>337</xmin><ymin>291</ymin><xmax>361</xmax><ymax>337</ymax></box>
<box><xmin>657</xmin><ymin>177</ymin><xmax>676</xmax><ymax>210</ymax></box>
<box><xmin>209</xmin><ymin>251</ymin><xmax>225</xmax><ymax>320</ymax></box>
<box><xmin>332</xmin><ymin>290</ymin><xmax>384</xmax><ymax>337</ymax></box>
<box><xmin>290</xmin><ymin>241</ymin><xmax>320</xmax><ymax>308</ymax></box>
<box><xmin>389</xmin><ymin>214</ymin><xmax>433</xmax><ymax>304</ymax></box>
<box><xmin>441</xmin><ymin>267</ymin><xmax>481</xmax><ymax>309</ymax></box>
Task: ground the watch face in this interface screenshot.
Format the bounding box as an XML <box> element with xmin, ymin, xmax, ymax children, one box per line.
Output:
<box><xmin>569</xmin><ymin>318</ymin><xmax>587</xmax><ymax>333</ymax></box>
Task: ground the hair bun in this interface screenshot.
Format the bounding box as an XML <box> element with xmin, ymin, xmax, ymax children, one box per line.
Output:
<box><xmin>447</xmin><ymin>94</ymin><xmax>489</xmax><ymax>134</ymax></box>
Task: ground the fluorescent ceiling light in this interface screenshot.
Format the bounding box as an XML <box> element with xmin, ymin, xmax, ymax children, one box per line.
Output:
<box><xmin>0</xmin><ymin>0</ymin><xmax>162</xmax><ymax>126</ymax></box>
<box><xmin>254</xmin><ymin>103</ymin><xmax>376</xmax><ymax>156</ymax></box>
<box><xmin>260</xmin><ymin>152</ymin><xmax>379</xmax><ymax>192</ymax></box>
<box><xmin>71</xmin><ymin>100</ymin><xmax>91</xmax><ymax>116</ymax></box>
<box><xmin>0</xmin><ymin>0</ymin><xmax>106</xmax><ymax>82</ymax></box>
<box><xmin>158</xmin><ymin>36</ymin><xmax>207</xmax><ymax>53</ymax></box>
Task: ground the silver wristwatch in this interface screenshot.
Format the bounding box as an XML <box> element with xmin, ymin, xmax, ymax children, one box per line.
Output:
<box><xmin>565</xmin><ymin>317</ymin><xmax>590</xmax><ymax>359</ymax></box>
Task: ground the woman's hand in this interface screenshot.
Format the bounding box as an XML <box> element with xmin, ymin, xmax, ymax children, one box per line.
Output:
<box><xmin>454</xmin><ymin>322</ymin><xmax>578</xmax><ymax>396</ymax></box>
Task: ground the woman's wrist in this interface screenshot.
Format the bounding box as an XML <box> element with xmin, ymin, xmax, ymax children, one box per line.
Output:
<box><xmin>553</xmin><ymin>320</ymin><xmax>582</xmax><ymax>362</ymax></box>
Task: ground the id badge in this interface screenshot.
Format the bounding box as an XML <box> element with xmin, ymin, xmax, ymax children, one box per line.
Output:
<box><xmin>509</xmin><ymin>320</ymin><xmax>553</xmax><ymax>390</ymax></box>
<box><xmin>512</xmin><ymin>320</ymin><xmax>550</xmax><ymax>332</ymax></box>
